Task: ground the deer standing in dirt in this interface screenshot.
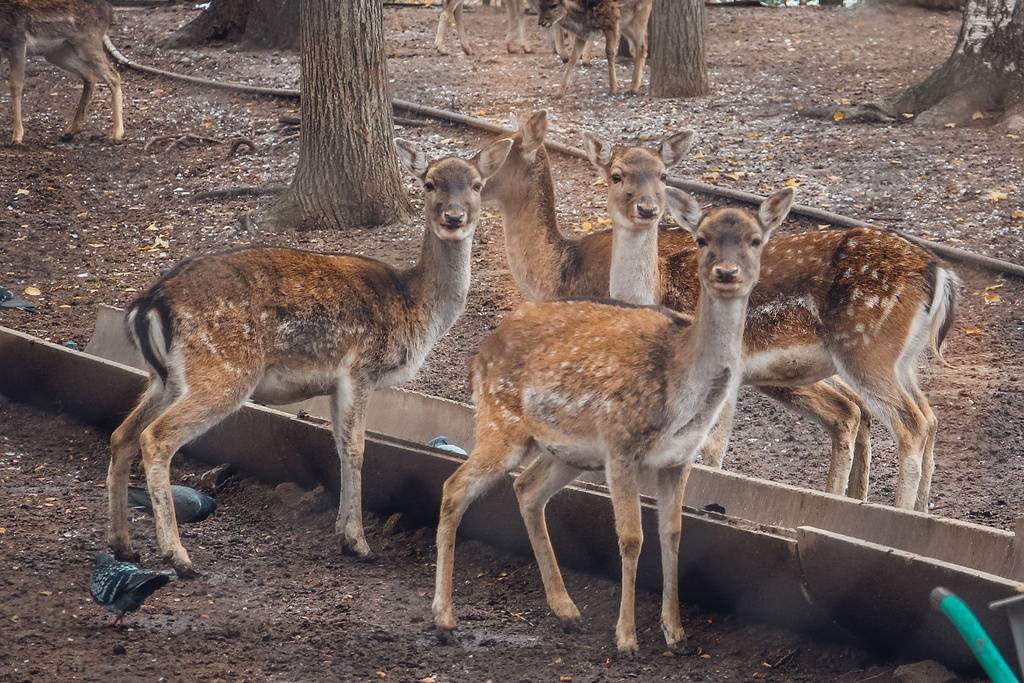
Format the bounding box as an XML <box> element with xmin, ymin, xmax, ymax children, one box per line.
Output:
<box><xmin>434</xmin><ymin>186</ymin><xmax>793</xmax><ymax>654</ymax></box>
<box><xmin>482</xmin><ymin>112</ymin><xmax>958</xmax><ymax>510</ymax></box>
<box><xmin>436</xmin><ymin>0</ymin><xmax>533</xmax><ymax>55</ymax></box>
<box><xmin>106</xmin><ymin>138</ymin><xmax>513</xmax><ymax>577</ymax></box>
<box><xmin>0</xmin><ymin>0</ymin><xmax>123</xmax><ymax>144</ymax></box>
<box><xmin>536</xmin><ymin>0</ymin><xmax>653</xmax><ymax>96</ymax></box>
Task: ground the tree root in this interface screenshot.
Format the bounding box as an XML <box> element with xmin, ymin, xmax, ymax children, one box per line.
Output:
<box><xmin>799</xmin><ymin>103</ymin><xmax>898</xmax><ymax>124</ymax></box>
<box><xmin>144</xmin><ymin>133</ymin><xmax>223</xmax><ymax>154</ymax></box>
<box><xmin>191</xmin><ymin>185</ymin><xmax>286</xmax><ymax>201</ymax></box>
<box><xmin>227</xmin><ymin>138</ymin><xmax>257</xmax><ymax>158</ymax></box>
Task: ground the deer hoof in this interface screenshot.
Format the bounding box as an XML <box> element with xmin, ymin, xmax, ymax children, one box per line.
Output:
<box><xmin>173</xmin><ymin>562</ymin><xmax>199</xmax><ymax>580</ymax></box>
<box><xmin>616</xmin><ymin>640</ymin><xmax>640</xmax><ymax>659</ymax></box>
<box><xmin>110</xmin><ymin>545</ymin><xmax>140</xmax><ymax>563</ymax></box>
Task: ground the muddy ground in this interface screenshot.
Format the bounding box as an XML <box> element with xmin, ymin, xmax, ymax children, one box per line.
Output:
<box><xmin>0</xmin><ymin>3</ymin><xmax>1020</xmax><ymax>680</ymax></box>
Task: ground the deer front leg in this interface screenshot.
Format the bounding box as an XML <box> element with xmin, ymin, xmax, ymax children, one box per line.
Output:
<box><xmin>603</xmin><ymin>27</ymin><xmax>620</xmax><ymax>95</ymax></box>
<box><xmin>700</xmin><ymin>389</ymin><xmax>736</xmax><ymax>468</ymax></box>
<box><xmin>105</xmin><ymin>66</ymin><xmax>124</xmax><ymax>142</ymax></box>
<box><xmin>331</xmin><ymin>375</ymin><xmax>372</xmax><ymax>559</ymax></box>
<box><xmin>453</xmin><ymin>1</ymin><xmax>474</xmax><ymax>56</ymax></box>
<box><xmin>655</xmin><ymin>464</ymin><xmax>691</xmax><ymax>651</ymax></box>
<box><xmin>7</xmin><ymin>44</ymin><xmax>26</xmax><ymax>144</ymax></box>
<box><xmin>606</xmin><ymin>456</ymin><xmax>643</xmax><ymax>656</ymax></box>
<box><xmin>513</xmin><ymin>456</ymin><xmax>582</xmax><ymax>629</ymax></box>
<box><xmin>557</xmin><ymin>35</ymin><xmax>587</xmax><ymax>99</ymax></box>
<box><xmin>435</xmin><ymin>0</ymin><xmax>456</xmax><ymax>54</ymax></box>
<box><xmin>505</xmin><ymin>0</ymin><xmax>531</xmax><ymax>53</ymax></box>
<box><xmin>63</xmin><ymin>80</ymin><xmax>95</xmax><ymax>141</ymax></box>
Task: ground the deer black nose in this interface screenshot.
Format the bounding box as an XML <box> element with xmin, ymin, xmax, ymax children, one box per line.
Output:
<box><xmin>442</xmin><ymin>211</ymin><xmax>465</xmax><ymax>228</ymax></box>
<box><xmin>713</xmin><ymin>265</ymin><xmax>739</xmax><ymax>283</ymax></box>
<box><xmin>636</xmin><ymin>204</ymin><xmax>659</xmax><ymax>220</ymax></box>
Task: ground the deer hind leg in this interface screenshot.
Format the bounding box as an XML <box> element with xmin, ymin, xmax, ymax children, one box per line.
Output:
<box><xmin>433</xmin><ymin>426</ymin><xmax>530</xmax><ymax>636</ymax></box>
<box><xmin>655</xmin><ymin>464</ymin><xmax>691</xmax><ymax>651</ymax></box>
<box><xmin>902</xmin><ymin>374</ymin><xmax>937</xmax><ymax>512</ymax></box>
<box><xmin>453</xmin><ymin>1</ymin><xmax>474</xmax><ymax>55</ymax></box>
<box><xmin>7</xmin><ymin>43</ymin><xmax>27</xmax><ymax>144</ymax></box>
<box><xmin>605</xmin><ymin>455</ymin><xmax>643</xmax><ymax>655</ymax></box>
<box><xmin>435</xmin><ymin>0</ymin><xmax>458</xmax><ymax>54</ymax></box>
<box><xmin>759</xmin><ymin>382</ymin><xmax>862</xmax><ymax>497</ymax></box>
<box><xmin>557</xmin><ymin>35</ymin><xmax>587</xmax><ymax>98</ymax></box>
<box><xmin>623</xmin><ymin>10</ymin><xmax>651</xmax><ymax>93</ymax></box>
<box><xmin>107</xmin><ymin>379</ymin><xmax>171</xmax><ymax>562</ymax></box>
<box><xmin>138</xmin><ymin>369</ymin><xmax>254</xmax><ymax>577</ymax></box>
<box><xmin>832</xmin><ymin>378</ymin><xmax>873</xmax><ymax>500</ymax></box>
<box><xmin>101</xmin><ymin>59</ymin><xmax>124</xmax><ymax>142</ymax></box>
<box><xmin>505</xmin><ymin>0</ymin><xmax>531</xmax><ymax>53</ymax></box>
<box><xmin>603</xmin><ymin>27</ymin><xmax>621</xmax><ymax>94</ymax></box>
<box><xmin>330</xmin><ymin>374</ymin><xmax>373</xmax><ymax>559</ymax></box>
<box><xmin>513</xmin><ymin>455</ymin><xmax>582</xmax><ymax>629</ymax></box>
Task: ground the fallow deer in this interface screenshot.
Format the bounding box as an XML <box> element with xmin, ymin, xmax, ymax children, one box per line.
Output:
<box><xmin>436</xmin><ymin>0</ymin><xmax>533</xmax><ymax>55</ymax></box>
<box><xmin>536</xmin><ymin>0</ymin><xmax>653</xmax><ymax>96</ymax></box>
<box><xmin>0</xmin><ymin>0</ymin><xmax>124</xmax><ymax>144</ymax></box>
<box><xmin>484</xmin><ymin>112</ymin><xmax>959</xmax><ymax>510</ymax></box>
<box><xmin>106</xmin><ymin>137</ymin><xmax>514</xmax><ymax>577</ymax></box>
<box><xmin>434</xmin><ymin>187</ymin><xmax>793</xmax><ymax>654</ymax></box>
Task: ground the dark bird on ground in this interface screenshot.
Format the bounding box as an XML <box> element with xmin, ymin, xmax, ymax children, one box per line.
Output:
<box><xmin>0</xmin><ymin>286</ymin><xmax>37</xmax><ymax>312</ymax></box>
<box><xmin>90</xmin><ymin>552</ymin><xmax>171</xmax><ymax>626</ymax></box>
<box><xmin>128</xmin><ymin>484</ymin><xmax>217</xmax><ymax>523</ymax></box>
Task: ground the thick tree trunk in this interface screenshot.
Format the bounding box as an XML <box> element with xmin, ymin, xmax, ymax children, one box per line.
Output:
<box><xmin>649</xmin><ymin>0</ymin><xmax>709</xmax><ymax>98</ymax></box>
<box><xmin>261</xmin><ymin>0</ymin><xmax>412</xmax><ymax>232</ymax></box>
<box><xmin>886</xmin><ymin>0</ymin><xmax>1024</xmax><ymax>124</ymax></box>
<box><xmin>165</xmin><ymin>0</ymin><xmax>299</xmax><ymax>49</ymax></box>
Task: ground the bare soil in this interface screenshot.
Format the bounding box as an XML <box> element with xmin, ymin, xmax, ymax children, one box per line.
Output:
<box><xmin>0</xmin><ymin>4</ymin><xmax>1019</xmax><ymax>680</ymax></box>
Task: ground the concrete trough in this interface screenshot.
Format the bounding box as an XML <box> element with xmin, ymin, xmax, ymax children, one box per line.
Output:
<box><xmin>2</xmin><ymin>314</ymin><xmax>1022</xmax><ymax>674</ymax></box>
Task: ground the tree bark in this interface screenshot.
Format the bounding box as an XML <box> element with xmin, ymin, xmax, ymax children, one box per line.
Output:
<box><xmin>165</xmin><ymin>0</ymin><xmax>300</xmax><ymax>50</ymax></box>
<box><xmin>650</xmin><ymin>0</ymin><xmax>710</xmax><ymax>98</ymax></box>
<box><xmin>261</xmin><ymin>0</ymin><xmax>412</xmax><ymax>232</ymax></box>
<box><xmin>885</xmin><ymin>0</ymin><xmax>1024</xmax><ymax>124</ymax></box>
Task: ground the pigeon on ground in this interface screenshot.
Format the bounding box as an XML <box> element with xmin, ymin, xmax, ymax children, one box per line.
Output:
<box><xmin>428</xmin><ymin>436</ymin><xmax>468</xmax><ymax>457</ymax></box>
<box><xmin>0</xmin><ymin>286</ymin><xmax>37</xmax><ymax>312</ymax></box>
<box><xmin>90</xmin><ymin>552</ymin><xmax>171</xmax><ymax>626</ymax></box>
<box><xmin>127</xmin><ymin>484</ymin><xmax>217</xmax><ymax>523</ymax></box>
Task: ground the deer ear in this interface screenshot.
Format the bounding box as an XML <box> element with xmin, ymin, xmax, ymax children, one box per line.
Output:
<box><xmin>758</xmin><ymin>187</ymin><xmax>795</xmax><ymax>237</ymax></box>
<box><xmin>520</xmin><ymin>110</ymin><xmax>548</xmax><ymax>153</ymax></box>
<box><xmin>665</xmin><ymin>187</ymin><xmax>702</xmax><ymax>233</ymax></box>
<box><xmin>395</xmin><ymin>138</ymin><xmax>428</xmax><ymax>180</ymax></box>
<box><xmin>659</xmin><ymin>130</ymin><xmax>694</xmax><ymax>168</ymax></box>
<box><xmin>583</xmin><ymin>132</ymin><xmax>613</xmax><ymax>170</ymax></box>
<box><xmin>475</xmin><ymin>138</ymin><xmax>514</xmax><ymax>179</ymax></box>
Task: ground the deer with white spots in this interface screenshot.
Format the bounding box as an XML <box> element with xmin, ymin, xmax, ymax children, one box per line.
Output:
<box><xmin>106</xmin><ymin>137</ymin><xmax>513</xmax><ymax>577</ymax></box>
<box><xmin>0</xmin><ymin>0</ymin><xmax>124</xmax><ymax>144</ymax></box>
<box><xmin>433</xmin><ymin>186</ymin><xmax>792</xmax><ymax>655</ymax></box>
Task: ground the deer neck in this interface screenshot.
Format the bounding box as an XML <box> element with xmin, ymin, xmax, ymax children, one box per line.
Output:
<box><xmin>404</xmin><ymin>226</ymin><xmax>473</xmax><ymax>340</ymax></box>
<box><xmin>493</xmin><ymin>148</ymin><xmax>572</xmax><ymax>301</ymax></box>
<box><xmin>609</xmin><ymin>225</ymin><xmax>660</xmax><ymax>305</ymax></box>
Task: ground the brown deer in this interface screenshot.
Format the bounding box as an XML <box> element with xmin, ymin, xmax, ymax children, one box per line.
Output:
<box><xmin>434</xmin><ymin>186</ymin><xmax>793</xmax><ymax>654</ymax></box>
<box><xmin>436</xmin><ymin>0</ymin><xmax>533</xmax><ymax>55</ymax></box>
<box><xmin>536</xmin><ymin>0</ymin><xmax>653</xmax><ymax>96</ymax></box>
<box><xmin>1</xmin><ymin>0</ymin><xmax>124</xmax><ymax>144</ymax></box>
<box><xmin>483</xmin><ymin>112</ymin><xmax>958</xmax><ymax>510</ymax></box>
<box><xmin>106</xmin><ymin>137</ymin><xmax>513</xmax><ymax>577</ymax></box>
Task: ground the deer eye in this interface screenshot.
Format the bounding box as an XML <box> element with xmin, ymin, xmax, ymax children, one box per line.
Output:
<box><xmin>751</xmin><ymin>238</ymin><xmax>762</xmax><ymax>247</ymax></box>
<box><xmin>696</xmin><ymin>236</ymin><xmax>708</xmax><ymax>248</ymax></box>
<box><xmin>424</xmin><ymin>181</ymin><xmax>435</xmax><ymax>192</ymax></box>
<box><xmin>610</xmin><ymin>173</ymin><xmax>623</xmax><ymax>184</ymax></box>
<box><xmin>472</xmin><ymin>182</ymin><xmax>483</xmax><ymax>192</ymax></box>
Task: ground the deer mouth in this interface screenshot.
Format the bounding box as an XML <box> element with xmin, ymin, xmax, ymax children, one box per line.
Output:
<box><xmin>708</xmin><ymin>280</ymin><xmax>745</xmax><ymax>295</ymax></box>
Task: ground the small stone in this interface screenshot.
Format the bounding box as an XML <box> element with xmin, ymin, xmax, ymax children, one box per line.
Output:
<box><xmin>1004</xmin><ymin>114</ymin><xmax>1024</xmax><ymax>132</ymax></box>
<box><xmin>112</xmin><ymin>644</ymin><xmax>126</xmax><ymax>656</ymax></box>
<box><xmin>893</xmin><ymin>659</ymin><xmax>958</xmax><ymax>683</ymax></box>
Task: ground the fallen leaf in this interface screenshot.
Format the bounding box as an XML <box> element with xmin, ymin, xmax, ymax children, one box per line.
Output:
<box><xmin>723</xmin><ymin>171</ymin><xmax>744</xmax><ymax>181</ymax></box>
<box><xmin>579</xmin><ymin>221</ymin><xmax>594</xmax><ymax>233</ymax></box>
<box><xmin>704</xmin><ymin>171</ymin><xmax>720</xmax><ymax>182</ymax></box>
<box><xmin>901</xmin><ymin>112</ymin><xmax>915</xmax><ymax>119</ymax></box>
<box><xmin>989</xmin><ymin>191</ymin><xmax>1009</xmax><ymax>201</ymax></box>
<box><xmin>983</xmin><ymin>292</ymin><xmax>1001</xmax><ymax>304</ymax></box>
<box><xmin>963</xmin><ymin>326</ymin><xmax>983</xmax><ymax>336</ymax></box>
<box><xmin>832</xmin><ymin>110</ymin><xmax>845</xmax><ymax>123</ymax></box>
<box><xmin>475</xmin><ymin>108</ymin><xmax>490</xmax><ymax>117</ymax></box>
<box><xmin>559</xmin><ymin>677</ymin><xmax>573</xmax><ymax>682</ymax></box>
<box><xmin>419</xmin><ymin>678</ymin><xmax>435</xmax><ymax>683</ymax></box>
<box><xmin>1008</xmin><ymin>134</ymin><xmax>1020</xmax><ymax>140</ymax></box>
<box><xmin>597</xmin><ymin>217</ymin><xmax>612</xmax><ymax>226</ymax></box>
<box><xmin>971</xmin><ymin>111</ymin><xmax>985</xmax><ymax>120</ymax></box>
<box><xmin>0</xmin><ymin>527</ymin><xmax>6</xmax><ymax>535</ymax></box>
<box><xmin>15</xmin><ymin>188</ymin><xmax>29</xmax><ymax>196</ymax></box>
<box><xmin>944</xmin><ymin>123</ymin><xmax>956</xmax><ymax>128</ymax></box>
<box><xmin>375</xmin><ymin>672</ymin><xmax>387</xmax><ymax>679</ymax></box>
<box><xmin>593</xmin><ymin>177</ymin><xmax>607</xmax><ymax>187</ymax></box>
<box><xmin>1011</xmin><ymin>210</ymin><xmax>1024</xmax><ymax>220</ymax></box>
<box><xmin>985</xmin><ymin>283</ymin><xmax>1004</xmax><ymax>291</ymax></box>
<box><xmin>784</xmin><ymin>178</ymin><xmax>799</xmax><ymax>188</ymax></box>
<box><xmin>23</xmin><ymin>286</ymin><xmax>41</xmax><ymax>297</ymax></box>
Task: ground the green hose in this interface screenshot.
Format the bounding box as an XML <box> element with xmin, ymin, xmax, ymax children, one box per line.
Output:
<box><xmin>930</xmin><ymin>587</ymin><xmax>1020</xmax><ymax>683</ymax></box>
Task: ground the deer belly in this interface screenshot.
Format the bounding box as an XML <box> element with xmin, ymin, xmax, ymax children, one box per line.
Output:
<box><xmin>742</xmin><ymin>345</ymin><xmax>835</xmax><ymax>386</ymax></box>
<box><xmin>25</xmin><ymin>33</ymin><xmax>70</xmax><ymax>56</ymax></box>
<box><xmin>253</xmin><ymin>368</ymin><xmax>336</xmax><ymax>405</ymax></box>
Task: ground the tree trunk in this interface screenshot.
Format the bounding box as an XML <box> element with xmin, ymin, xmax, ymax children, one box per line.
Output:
<box><xmin>261</xmin><ymin>0</ymin><xmax>412</xmax><ymax>232</ymax></box>
<box><xmin>649</xmin><ymin>0</ymin><xmax>709</xmax><ymax>98</ymax></box>
<box><xmin>886</xmin><ymin>0</ymin><xmax>1024</xmax><ymax>124</ymax></box>
<box><xmin>165</xmin><ymin>0</ymin><xmax>300</xmax><ymax>49</ymax></box>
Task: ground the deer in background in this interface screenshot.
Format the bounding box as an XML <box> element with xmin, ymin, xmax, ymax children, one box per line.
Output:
<box><xmin>434</xmin><ymin>186</ymin><xmax>794</xmax><ymax>654</ymax></box>
<box><xmin>582</xmin><ymin>130</ymin><xmax>959</xmax><ymax>511</ymax></box>
<box><xmin>436</xmin><ymin>0</ymin><xmax>533</xmax><ymax>55</ymax></box>
<box><xmin>536</xmin><ymin>0</ymin><xmax>653</xmax><ymax>96</ymax></box>
<box><xmin>106</xmin><ymin>138</ymin><xmax>513</xmax><ymax>577</ymax></box>
<box><xmin>0</xmin><ymin>0</ymin><xmax>124</xmax><ymax>143</ymax></box>
<box><xmin>483</xmin><ymin>112</ymin><xmax>958</xmax><ymax>510</ymax></box>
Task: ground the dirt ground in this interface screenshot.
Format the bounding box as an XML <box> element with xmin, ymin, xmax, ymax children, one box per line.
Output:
<box><xmin>0</xmin><ymin>4</ymin><xmax>1020</xmax><ymax>679</ymax></box>
<box><xmin>0</xmin><ymin>398</ymin><xmax>954</xmax><ymax>682</ymax></box>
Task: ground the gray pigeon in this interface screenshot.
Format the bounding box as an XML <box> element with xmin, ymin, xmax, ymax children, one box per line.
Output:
<box><xmin>90</xmin><ymin>552</ymin><xmax>170</xmax><ymax>625</ymax></box>
<box><xmin>127</xmin><ymin>484</ymin><xmax>217</xmax><ymax>523</ymax></box>
<box><xmin>0</xmin><ymin>286</ymin><xmax>37</xmax><ymax>313</ymax></box>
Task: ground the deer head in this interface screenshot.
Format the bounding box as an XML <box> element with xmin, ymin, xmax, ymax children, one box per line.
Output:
<box><xmin>396</xmin><ymin>138</ymin><xmax>514</xmax><ymax>241</ymax></box>
<box><xmin>536</xmin><ymin>0</ymin><xmax>567</xmax><ymax>28</ymax></box>
<box><xmin>480</xmin><ymin>110</ymin><xmax>549</xmax><ymax>206</ymax></box>
<box><xmin>584</xmin><ymin>131</ymin><xmax>694</xmax><ymax>230</ymax></box>
<box><xmin>666</xmin><ymin>187</ymin><xmax>793</xmax><ymax>298</ymax></box>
